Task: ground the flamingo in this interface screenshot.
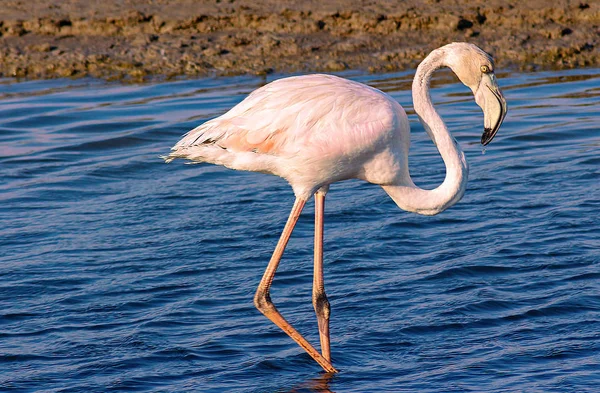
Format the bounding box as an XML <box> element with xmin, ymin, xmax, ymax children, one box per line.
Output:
<box><xmin>163</xmin><ymin>42</ymin><xmax>507</xmax><ymax>373</ymax></box>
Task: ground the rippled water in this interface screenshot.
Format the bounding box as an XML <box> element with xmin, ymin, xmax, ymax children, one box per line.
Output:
<box><xmin>1</xmin><ymin>68</ymin><xmax>599</xmax><ymax>392</ymax></box>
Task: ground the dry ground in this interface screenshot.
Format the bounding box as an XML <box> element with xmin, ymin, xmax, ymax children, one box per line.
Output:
<box><xmin>0</xmin><ymin>0</ymin><xmax>598</xmax><ymax>81</ymax></box>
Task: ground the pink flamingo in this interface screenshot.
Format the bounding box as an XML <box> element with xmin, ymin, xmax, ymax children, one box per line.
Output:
<box><xmin>164</xmin><ymin>42</ymin><xmax>507</xmax><ymax>373</ymax></box>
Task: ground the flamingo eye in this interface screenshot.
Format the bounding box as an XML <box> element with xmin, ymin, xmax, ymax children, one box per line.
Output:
<box><xmin>481</xmin><ymin>65</ymin><xmax>491</xmax><ymax>73</ymax></box>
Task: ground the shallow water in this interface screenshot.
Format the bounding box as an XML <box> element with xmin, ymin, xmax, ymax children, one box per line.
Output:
<box><xmin>1</xmin><ymin>68</ymin><xmax>599</xmax><ymax>392</ymax></box>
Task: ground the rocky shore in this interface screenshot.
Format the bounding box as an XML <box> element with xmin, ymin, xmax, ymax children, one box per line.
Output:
<box><xmin>1</xmin><ymin>0</ymin><xmax>598</xmax><ymax>81</ymax></box>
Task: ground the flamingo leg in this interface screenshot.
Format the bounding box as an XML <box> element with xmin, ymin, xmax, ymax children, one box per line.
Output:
<box><xmin>313</xmin><ymin>192</ymin><xmax>331</xmax><ymax>362</ymax></box>
<box><xmin>254</xmin><ymin>198</ymin><xmax>338</xmax><ymax>373</ymax></box>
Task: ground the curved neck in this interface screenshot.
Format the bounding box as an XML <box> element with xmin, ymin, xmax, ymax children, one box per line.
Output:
<box><xmin>383</xmin><ymin>49</ymin><xmax>469</xmax><ymax>216</ymax></box>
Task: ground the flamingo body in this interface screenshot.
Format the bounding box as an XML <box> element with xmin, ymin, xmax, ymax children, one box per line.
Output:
<box><xmin>164</xmin><ymin>42</ymin><xmax>507</xmax><ymax>372</ymax></box>
<box><xmin>167</xmin><ymin>74</ymin><xmax>410</xmax><ymax>199</ymax></box>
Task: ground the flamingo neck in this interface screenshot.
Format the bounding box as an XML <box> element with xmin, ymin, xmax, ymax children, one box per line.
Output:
<box><xmin>383</xmin><ymin>49</ymin><xmax>469</xmax><ymax>216</ymax></box>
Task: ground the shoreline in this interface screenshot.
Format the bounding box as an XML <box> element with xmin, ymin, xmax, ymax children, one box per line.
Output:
<box><xmin>1</xmin><ymin>0</ymin><xmax>598</xmax><ymax>82</ymax></box>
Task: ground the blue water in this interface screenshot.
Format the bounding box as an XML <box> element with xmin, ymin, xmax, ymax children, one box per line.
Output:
<box><xmin>1</xmin><ymin>68</ymin><xmax>599</xmax><ymax>392</ymax></box>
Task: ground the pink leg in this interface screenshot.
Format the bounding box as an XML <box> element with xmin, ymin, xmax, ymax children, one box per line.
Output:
<box><xmin>254</xmin><ymin>198</ymin><xmax>338</xmax><ymax>373</ymax></box>
<box><xmin>313</xmin><ymin>191</ymin><xmax>331</xmax><ymax>362</ymax></box>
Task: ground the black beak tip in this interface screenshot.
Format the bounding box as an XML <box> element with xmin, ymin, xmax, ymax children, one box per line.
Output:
<box><xmin>481</xmin><ymin>128</ymin><xmax>494</xmax><ymax>146</ymax></box>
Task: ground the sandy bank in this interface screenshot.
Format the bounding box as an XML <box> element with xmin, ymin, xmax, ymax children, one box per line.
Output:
<box><xmin>0</xmin><ymin>0</ymin><xmax>598</xmax><ymax>81</ymax></box>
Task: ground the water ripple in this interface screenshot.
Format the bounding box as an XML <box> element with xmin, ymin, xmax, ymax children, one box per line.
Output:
<box><xmin>1</xmin><ymin>69</ymin><xmax>599</xmax><ymax>392</ymax></box>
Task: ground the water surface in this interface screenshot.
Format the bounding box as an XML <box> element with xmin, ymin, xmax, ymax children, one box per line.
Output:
<box><xmin>1</xmin><ymin>68</ymin><xmax>599</xmax><ymax>392</ymax></box>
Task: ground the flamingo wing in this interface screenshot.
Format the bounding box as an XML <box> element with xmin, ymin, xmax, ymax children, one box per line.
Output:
<box><xmin>169</xmin><ymin>74</ymin><xmax>401</xmax><ymax>160</ymax></box>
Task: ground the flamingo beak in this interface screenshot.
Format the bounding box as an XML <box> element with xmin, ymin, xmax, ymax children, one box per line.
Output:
<box><xmin>475</xmin><ymin>73</ymin><xmax>507</xmax><ymax>146</ymax></box>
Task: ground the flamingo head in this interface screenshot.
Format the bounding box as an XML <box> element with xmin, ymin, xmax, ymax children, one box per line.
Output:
<box><xmin>444</xmin><ymin>42</ymin><xmax>508</xmax><ymax>146</ymax></box>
